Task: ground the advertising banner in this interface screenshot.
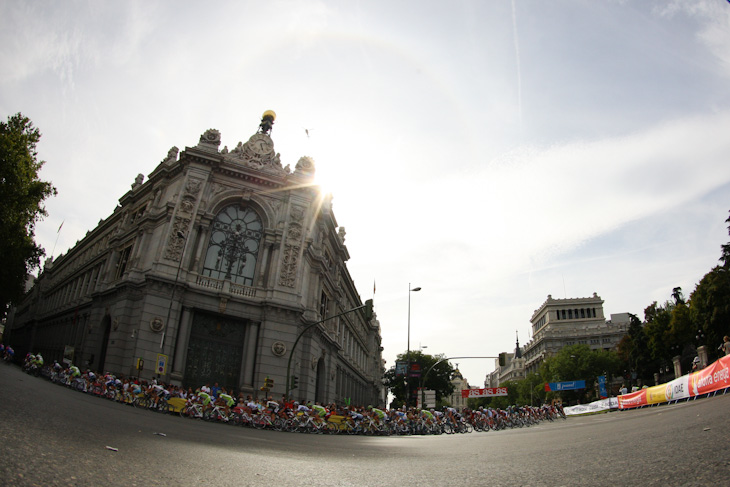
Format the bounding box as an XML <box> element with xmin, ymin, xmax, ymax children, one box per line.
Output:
<box><xmin>598</xmin><ymin>375</ymin><xmax>607</xmax><ymax>398</ymax></box>
<box><xmin>461</xmin><ymin>387</ymin><xmax>509</xmax><ymax>398</ymax></box>
<box><xmin>618</xmin><ymin>355</ymin><xmax>730</xmax><ymax>409</ymax></box>
<box><xmin>565</xmin><ymin>397</ymin><xmax>618</xmax><ymax>416</ymax></box>
<box><xmin>690</xmin><ymin>355</ymin><xmax>730</xmax><ymax>396</ymax></box>
<box><xmin>544</xmin><ymin>380</ymin><xmax>586</xmax><ymax>392</ymax></box>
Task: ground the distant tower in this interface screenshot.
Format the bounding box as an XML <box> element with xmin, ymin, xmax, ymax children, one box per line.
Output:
<box><xmin>515</xmin><ymin>330</ymin><xmax>522</xmax><ymax>359</ymax></box>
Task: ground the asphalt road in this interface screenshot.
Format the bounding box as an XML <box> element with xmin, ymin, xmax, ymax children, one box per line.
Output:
<box><xmin>1</xmin><ymin>364</ymin><xmax>728</xmax><ymax>487</ymax></box>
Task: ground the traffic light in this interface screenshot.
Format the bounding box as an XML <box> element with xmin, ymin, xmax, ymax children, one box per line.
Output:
<box><xmin>264</xmin><ymin>377</ymin><xmax>274</xmax><ymax>389</ymax></box>
<box><xmin>291</xmin><ymin>375</ymin><xmax>299</xmax><ymax>390</ymax></box>
<box><xmin>499</xmin><ymin>353</ymin><xmax>506</xmax><ymax>367</ymax></box>
<box><xmin>364</xmin><ymin>299</ymin><xmax>374</xmax><ymax>320</ymax></box>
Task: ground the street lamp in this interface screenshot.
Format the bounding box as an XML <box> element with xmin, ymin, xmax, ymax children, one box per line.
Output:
<box><xmin>406</xmin><ymin>283</ymin><xmax>421</xmax><ymax>409</ymax></box>
<box><xmin>160</xmin><ymin>230</ymin><xmax>187</xmax><ymax>351</ymax></box>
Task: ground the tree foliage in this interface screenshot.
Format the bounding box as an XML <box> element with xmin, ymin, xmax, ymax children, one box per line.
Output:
<box><xmin>617</xmin><ymin>211</ymin><xmax>730</xmax><ymax>384</ymax></box>
<box><xmin>0</xmin><ymin>113</ymin><xmax>57</xmax><ymax>313</ymax></box>
<box><xmin>382</xmin><ymin>350</ymin><xmax>455</xmax><ymax>408</ymax></box>
<box><xmin>538</xmin><ymin>344</ymin><xmax>621</xmax><ymax>404</ymax></box>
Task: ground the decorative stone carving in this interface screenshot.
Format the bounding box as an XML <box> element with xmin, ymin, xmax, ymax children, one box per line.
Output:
<box><xmin>294</xmin><ymin>156</ymin><xmax>315</xmax><ymax>177</ymax></box>
<box><xmin>153</xmin><ymin>188</ymin><xmax>163</xmax><ymax>207</ymax></box>
<box><xmin>180</xmin><ymin>198</ymin><xmax>194</xmax><ymax>213</ymax></box>
<box><xmin>338</xmin><ymin>227</ymin><xmax>346</xmax><ymax>244</ymax></box>
<box><xmin>176</xmin><ymin>178</ymin><xmax>202</xmax><ymax>217</ymax></box>
<box><xmin>219</xmin><ymin>297</ymin><xmax>228</xmax><ymax>314</ymax></box>
<box><xmin>150</xmin><ymin>317</ymin><xmax>165</xmax><ymax>332</ymax></box>
<box><xmin>162</xmin><ymin>146</ymin><xmax>179</xmax><ymax>164</ymax></box>
<box><xmin>279</xmin><ymin>206</ymin><xmax>305</xmax><ymax>287</ymax></box>
<box><xmin>185</xmin><ymin>178</ymin><xmax>202</xmax><ymax>197</ymax></box>
<box><xmin>197</xmin><ymin>129</ymin><xmax>221</xmax><ymax>152</ymax></box>
<box><xmin>272</xmin><ymin>341</ymin><xmax>287</xmax><ymax>357</ymax></box>
<box><xmin>164</xmin><ymin>216</ymin><xmax>190</xmax><ymax>261</ymax></box>
<box><xmin>131</xmin><ymin>173</ymin><xmax>144</xmax><ymax>190</ymax></box>
<box><xmin>225</xmin><ymin>133</ymin><xmax>287</xmax><ymax>176</ymax></box>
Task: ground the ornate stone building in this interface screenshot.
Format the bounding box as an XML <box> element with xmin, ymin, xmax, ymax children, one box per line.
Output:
<box><xmin>6</xmin><ymin>113</ymin><xmax>384</xmax><ymax>406</ymax></box>
<box><xmin>522</xmin><ymin>293</ymin><xmax>628</xmax><ymax>375</ymax></box>
<box><xmin>485</xmin><ymin>294</ymin><xmax>629</xmax><ymax>386</ymax></box>
<box><xmin>485</xmin><ymin>335</ymin><xmax>526</xmax><ymax>388</ymax></box>
<box><xmin>446</xmin><ymin>368</ymin><xmax>470</xmax><ymax>410</ymax></box>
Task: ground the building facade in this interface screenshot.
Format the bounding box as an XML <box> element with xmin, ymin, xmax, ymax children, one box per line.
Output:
<box><xmin>486</xmin><ymin>294</ymin><xmax>629</xmax><ymax>385</ymax></box>
<box><xmin>485</xmin><ymin>337</ymin><xmax>525</xmax><ymax>388</ymax></box>
<box><xmin>6</xmin><ymin>114</ymin><xmax>384</xmax><ymax>406</ymax></box>
<box><xmin>522</xmin><ymin>293</ymin><xmax>628</xmax><ymax>375</ymax></box>
<box><xmin>446</xmin><ymin>368</ymin><xmax>470</xmax><ymax>410</ymax></box>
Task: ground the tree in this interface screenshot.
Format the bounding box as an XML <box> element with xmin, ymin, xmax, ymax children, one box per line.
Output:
<box><xmin>643</xmin><ymin>301</ymin><xmax>673</xmax><ymax>367</ymax></box>
<box><xmin>690</xmin><ymin>268</ymin><xmax>730</xmax><ymax>361</ymax></box>
<box><xmin>382</xmin><ymin>350</ymin><xmax>455</xmax><ymax>408</ymax></box>
<box><xmin>0</xmin><ymin>113</ymin><xmax>57</xmax><ymax>315</ymax></box>
<box><xmin>719</xmin><ymin>211</ymin><xmax>730</xmax><ymax>268</ymax></box>
<box><xmin>617</xmin><ymin>313</ymin><xmax>653</xmax><ymax>386</ymax></box>
<box><xmin>540</xmin><ymin>344</ymin><xmax>621</xmax><ymax>404</ymax></box>
<box><xmin>688</xmin><ymin>210</ymin><xmax>730</xmax><ymax>361</ymax></box>
<box><xmin>671</xmin><ymin>287</ymin><xmax>685</xmax><ymax>306</ymax></box>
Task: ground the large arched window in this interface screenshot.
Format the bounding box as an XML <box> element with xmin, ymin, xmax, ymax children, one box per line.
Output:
<box><xmin>202</xmin><ymin>204</ymin><xmax>263</xmax><ymax>286</ymax></box>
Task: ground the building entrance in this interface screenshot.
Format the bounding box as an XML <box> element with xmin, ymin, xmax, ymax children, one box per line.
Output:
<box><xmin>183</xmin><ymin>311</ymin><xmax>246</xmax><ymax>392</ymax></box>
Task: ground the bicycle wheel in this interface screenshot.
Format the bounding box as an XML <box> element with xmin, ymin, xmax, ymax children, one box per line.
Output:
<box><xmin>273</xmin><ymin>417</ymin><xmax>287</xmax><ymax>432</ymax></box>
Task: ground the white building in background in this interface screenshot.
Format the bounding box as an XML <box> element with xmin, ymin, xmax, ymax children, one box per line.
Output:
<box><xmin>6</xmin><ymin>112</ymin><xmax>384</xmax><ymax>407</ymax></box>
<box><xmin>523</xmin><ymin>293</ymin><xmax>629</xmax><ymax>374</ymax></box>
<box><xmin>447</xmin><ymin>368</ymin><xmax>470</xmax><ymax>410</ymax></box>
<box><xmin>486</xmin><ymin>293</ymin><xmax>629</xmax><ymax>385</ymax></box>
<box><xmin>485</xmin><ymin>336</ymin><xmax>525</xmax><ymax>388</ymax></box>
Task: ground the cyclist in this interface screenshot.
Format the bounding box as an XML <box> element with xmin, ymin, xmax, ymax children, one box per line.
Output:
<box><xmin>311</xmin><ymin>402</ymin><xmax>328</xmax><ymax>425</ymax></box>
<box><xmin>265</xmin><ymin>396</ymin><xmax>281</xmax><ymax>422</ymax></box>
<box><xmin>67</xmin><ymin>364</ymin><xmax>81</xmax><ymax>385</ymax></box>
<box><xmin>147</xmin><ymin>381</ymin><xmax>168</xmax><ymax>409</ymax></box>
<box><xmin>367</xmin><ymin>405</ymin><xmax>386</xmax><ymax>425</ymax></box>
<box><xmin>197</xmin><ymin>389</ymin><xmax>213</xmax><ymax>415</ymax></box>
<box><xmin>32</xmin><ymin>353</ymin><xmax>44</xmax><ymax>367</ymax></box>
<box><xmin>217</xmin><ymin>388</ymin><xmax>236</xmax><ymax>420</ymax></box>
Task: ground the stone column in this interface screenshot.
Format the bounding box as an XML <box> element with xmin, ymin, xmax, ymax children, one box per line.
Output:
<box><xmin>672</xmin><ymin>355</ymin><xmax>682</xmax><ymax>379</ymax></box>
<box><xmin>241</xmin><ymin>321</ymin><xmax>259</xmax><ymax>390</ymax></box>
<box><xmin>697</xmin><ymin>345</ymin><xmax>709</xmax><ymax>368</ymax></box>
<box><xmin>170</xmin><ymin>307</ymin><xmax>193</xmax><ymax>383</ymax></box>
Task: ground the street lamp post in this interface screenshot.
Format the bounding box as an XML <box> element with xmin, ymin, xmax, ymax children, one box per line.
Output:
<box><xmin>405</xmin><ymin>283</ymin><xmax>421</xmax><ymax>409</ymax></box>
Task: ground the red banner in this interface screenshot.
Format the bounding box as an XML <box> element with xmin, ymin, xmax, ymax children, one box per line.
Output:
<box><xmin>461</xmin><ymin>387</ymin><xmax>508</xmax><ymax>398</ymax></box>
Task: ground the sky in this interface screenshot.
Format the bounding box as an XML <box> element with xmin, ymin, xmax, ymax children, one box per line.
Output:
<box><xmin>2</xmin><ymin>0</ymin><xmax>730</xmax><ymax>387</ymax></box>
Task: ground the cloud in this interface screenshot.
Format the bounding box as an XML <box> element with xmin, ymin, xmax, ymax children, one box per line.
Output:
<box><xmin>657</xmin><ymin>0</ymin><xmax>730</xmax><ymax>78</ymax></box>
